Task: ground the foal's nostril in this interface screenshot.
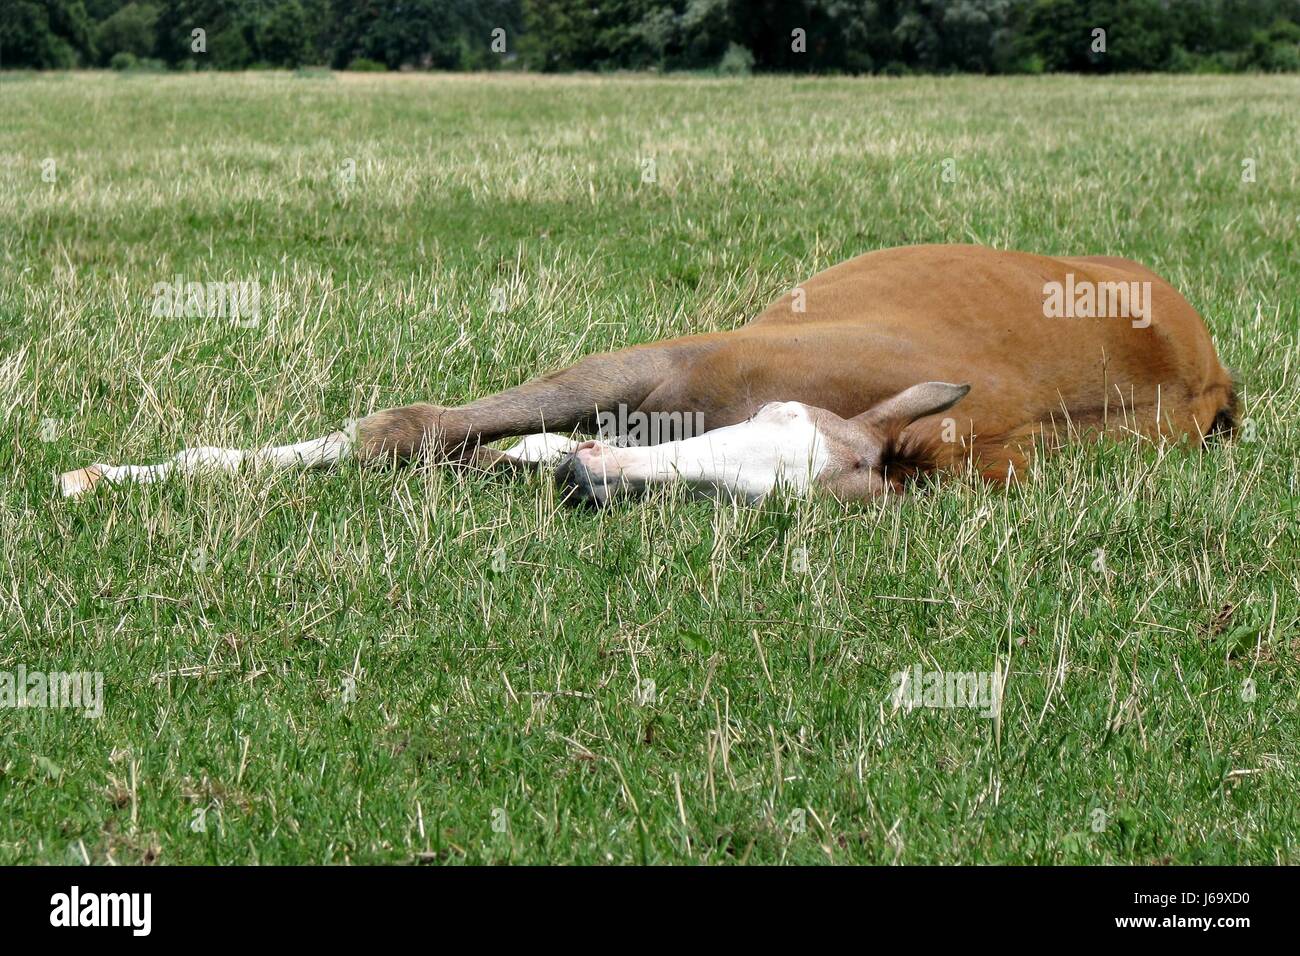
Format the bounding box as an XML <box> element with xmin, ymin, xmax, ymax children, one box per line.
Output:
<box><xmin>553</xmin><ymin>451</ymin><xmax>581</xmax><ymax>490</ymax></box>
<box><xmin>554</xmin><ymin>452</ymin><xmax>610</xmax><ymax>508</ymax></box>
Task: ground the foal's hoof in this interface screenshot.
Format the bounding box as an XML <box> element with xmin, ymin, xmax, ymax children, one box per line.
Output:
<box><xmin>554</xmin><ymin>451</ymin><xmax>613</xmax><ymax>508</ymax></box>
<box><xmin>59</xmin><ymin>464</ymin><xmax>106</xmax><ymax>498</ymax></box>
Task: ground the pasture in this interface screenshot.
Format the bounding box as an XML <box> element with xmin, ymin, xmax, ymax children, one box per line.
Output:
<box><xmin>0</xmin><ymin>70</ymin><xmax>1296</xmax><ymax>864</ymax></box>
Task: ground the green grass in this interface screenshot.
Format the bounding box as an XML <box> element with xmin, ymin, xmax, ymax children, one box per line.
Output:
<box><xmin>0</xmin><ymin>71</ymin><xmax>1297</xmax><ymax>864</ymax></box>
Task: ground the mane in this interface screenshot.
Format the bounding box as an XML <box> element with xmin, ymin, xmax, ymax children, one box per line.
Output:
<box><xmin>877</xmin><ymin>423</ymin><xmax>948</xmax><ymax>491</ymax></box>
<box><xmin>878</xmin><ymin>420</ymin><xmax>1033</xmax><ymax>489</ymax></box>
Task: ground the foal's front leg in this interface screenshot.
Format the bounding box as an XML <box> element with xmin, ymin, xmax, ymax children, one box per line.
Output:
<box><xmin>470</xmin><ymin>432</ymin><xmax>584</xmax><ymax>473</ymax></box>
<box><xmin>59</xmin><ymin>336</ymin><xmax>713</xmax><ymax>497</ymax></box>
<box><xmin>351</xmin><ymin>338</ymin><xmax>702</xmax><ymax>465</ymax></box>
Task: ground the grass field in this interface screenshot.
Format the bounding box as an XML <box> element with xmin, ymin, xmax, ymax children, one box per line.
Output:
<box><xmin>0</xmin><ymin>70</ymin><xmax>1297</xmax><ymax>865</ymax></box>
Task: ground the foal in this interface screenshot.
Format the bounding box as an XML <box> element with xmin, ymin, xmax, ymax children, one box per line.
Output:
<box><xmin>60</xmin><ymin>244</ymin><xmax>1237</xmax><ymax>505</ymax></box>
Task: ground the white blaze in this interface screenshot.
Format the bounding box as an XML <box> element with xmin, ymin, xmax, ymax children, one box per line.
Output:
<box><xmin>577</xmin><ymin>401</ymin><xmax>829</xmax><ymax>501</ymax></box>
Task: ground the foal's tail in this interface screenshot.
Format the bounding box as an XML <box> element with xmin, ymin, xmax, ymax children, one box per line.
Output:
<box><xmin>1206</xmin><ymin>369</ymin><xmax>1242</xmax><ymax>441</ymax></box>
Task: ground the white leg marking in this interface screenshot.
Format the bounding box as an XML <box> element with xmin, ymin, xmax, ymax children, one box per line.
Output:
<box><xmin>498</xmin><ymin>433</ymin><xmax>580</xmax><ymax>465</ymax></box>
<box><xmin>573</xmin><ymin>402</ymin><xmax>829</xmax><ymax>502</ymax></box>
<box><xmin>60</xmin><ymin>423</ymin><xmax>356</xmax><ymax>498</ymax></box>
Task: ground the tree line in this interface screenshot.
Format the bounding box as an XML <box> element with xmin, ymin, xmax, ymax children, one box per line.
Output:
<box><xmin>3</xmin><ymin>0</ymin><xmax>1298</xmax><ymax>74</ymax></box>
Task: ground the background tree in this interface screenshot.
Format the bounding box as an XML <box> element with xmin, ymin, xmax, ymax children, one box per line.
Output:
<box><xmin>2</xmin><ymin>0</ymin><xmax>97</xmax><ymax>67</ymax></box>
<box><xmin>95</xmin><ymin>1</ymin><xmax>158</xmax><ymax>62</ymax></box>
<box><xmin>257</xmin><ymin>0</ymin><xmax>312</xmax><ymax>67</ymax></box>
<box><xmin>3</xmin><ymin>0</ymin><xmax>1299</xmax><ymax>73</ymax></box>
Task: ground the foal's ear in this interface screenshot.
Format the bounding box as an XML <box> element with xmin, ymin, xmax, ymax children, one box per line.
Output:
<box><xmin>854</xmin><ymin>382</ymin><xmax>970</xmax><ymax>429</ymax></box>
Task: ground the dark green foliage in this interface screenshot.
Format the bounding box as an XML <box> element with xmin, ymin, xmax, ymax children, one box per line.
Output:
<box><xmin>325</xmin><ymin>0</ymin><xmax>525</xmax><ymax>70</ymax></box>
<box><xmin>94</xmin><ymin>2</ymin><xmax>157</xmax><ymax>62</ymax></box>
<box><xmin>256</xmin><ymin>0</ymin><xmax>311</xmax><ymax>68</ymax></box>
<box><xmin>3</xmin><ymin>0</ymin><xmax>1299</xmax><ymax>74</ymax></box>
<box><xmin>1</xmin><ymin>0</ymin><xmax>98</xmax><ymax>67</ymax></box>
